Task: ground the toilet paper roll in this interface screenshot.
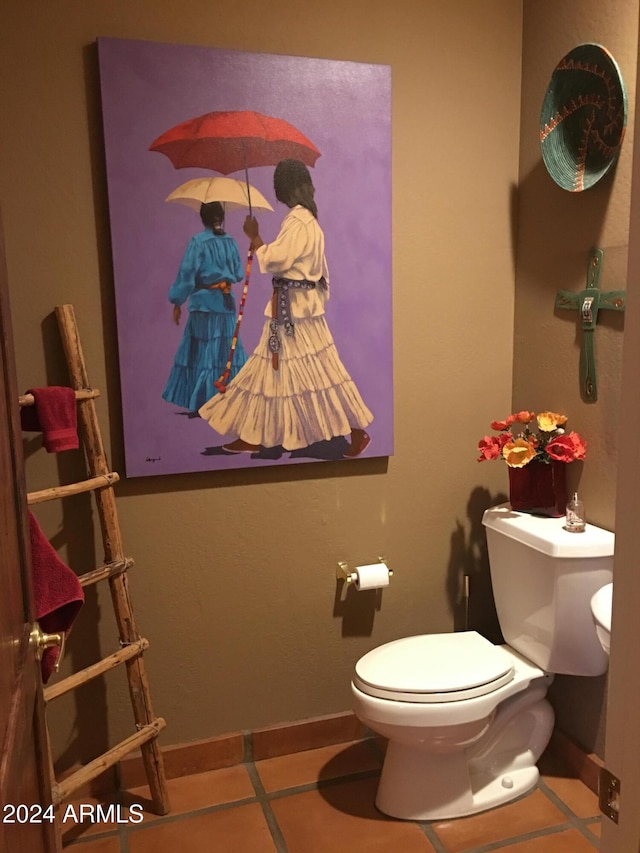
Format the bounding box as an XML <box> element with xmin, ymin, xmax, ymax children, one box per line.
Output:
<box><xmin>354</xmin><ymin>563</ymin><xmax>390</xmax><ymax>590</ymax></box>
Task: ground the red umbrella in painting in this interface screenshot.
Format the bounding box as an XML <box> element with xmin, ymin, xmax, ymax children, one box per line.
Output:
<box><xmin>149</xmin><ymin>109</ymin><xmax>321</xmax><ymax>177</ymax></box>
<box><xmin>150</xmin><ymin>109</ymin><xmax>321</xmax><ymax>392</ymax></box>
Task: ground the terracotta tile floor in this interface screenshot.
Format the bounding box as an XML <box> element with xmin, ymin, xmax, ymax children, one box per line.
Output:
<box><xmin>62</xmin><ymin>740</ymin><xmax>602</xmax><ymax>852</ymax></box>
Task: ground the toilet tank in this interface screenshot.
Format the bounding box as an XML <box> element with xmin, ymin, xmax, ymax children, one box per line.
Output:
<box><xmin>482</xmin><ymin>503</ymin><xmax>614</xmax><ymax>676</ymax></box>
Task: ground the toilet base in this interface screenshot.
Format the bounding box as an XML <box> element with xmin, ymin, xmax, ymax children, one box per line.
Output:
<box><xmin>375</xmin><ymin>739</ymin><xmax>540</xmax><ymax>820</ymax></box>
<box><xmin>373</xmin><ymin>688</ymin><xmax>554</xmax><ymax>820</ymax></box>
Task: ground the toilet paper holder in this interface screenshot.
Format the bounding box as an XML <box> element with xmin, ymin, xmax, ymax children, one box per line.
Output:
<box><xmin>336</xmin><ymin>557</ymin><xmax>393</xmax><ymax>584</ymax></box>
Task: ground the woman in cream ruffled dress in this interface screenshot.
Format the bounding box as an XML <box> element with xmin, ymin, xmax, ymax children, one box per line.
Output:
<box><xmin>198</xmin><ymin>159</ymin><xmax>372</xmax><ymax>458</ymax></box>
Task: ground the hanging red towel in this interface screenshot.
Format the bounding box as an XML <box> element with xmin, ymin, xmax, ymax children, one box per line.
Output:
<box><xmin>29</xmin><ymin>512</ymin><xmax>84</xmax><ymax>683</ymax></box>
<box><xmin>20</xmin><ymin>386</ymin><xmax>79</xmax><ymax>452</ymax></box>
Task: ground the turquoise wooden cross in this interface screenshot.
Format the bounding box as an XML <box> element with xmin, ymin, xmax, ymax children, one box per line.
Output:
<box><xmin>555</xmin><ymin>248</ymin><xmax>625</xmax><ymax>402</ymax></box>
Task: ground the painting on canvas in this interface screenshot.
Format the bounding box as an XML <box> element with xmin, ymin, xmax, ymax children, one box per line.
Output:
<box><xmin>98</xmin><ymin>37</ymin><xmax>392</xmax><ymax>477</ymax></box>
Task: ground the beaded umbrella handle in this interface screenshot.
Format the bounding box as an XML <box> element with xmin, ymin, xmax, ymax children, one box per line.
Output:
<box><xmin>214</xmin><ymin>248</ymin><xmax>254</xmax><ymax>393</ymax></box>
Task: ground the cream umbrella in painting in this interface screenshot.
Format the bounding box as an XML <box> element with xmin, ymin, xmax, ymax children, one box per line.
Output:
<box><xmin>165</xmin><ymin>176</ymin><xmax>274</xmax><ymax>212</ymax></box>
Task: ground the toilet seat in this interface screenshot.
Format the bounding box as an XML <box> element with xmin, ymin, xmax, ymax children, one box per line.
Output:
<box><xmin>353</xmin><ymin>631</ymin><xmax>515</xmax><ymax>703</ymax></box>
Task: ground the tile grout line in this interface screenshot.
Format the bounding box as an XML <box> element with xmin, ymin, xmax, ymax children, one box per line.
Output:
<box><xmin>578</xmin><ymin>822</ymin><xmax>603</xmax><ymax>848</ymax></box>
<box><xmin>459</xmin><ymin>823</ymin><xmax>573</xmax><ymax>852</ymax></box>
<box><xmin>536</xmin><ymin>775</ymin><xmax>602</xmax><ymax>846</ymax></box>
<box><xmin>452</xmin><ymin>820</ymin><xmax>598</xmax><ymax>852</ymax></box>
<box><xmin>418</xmin><ymin>777</ymin><xmax>602</xmax><ymax>853</ymax></box>
<box><xmin>243</xmin><ymin>733</ymin><xmax>289</xmax><ymax>853</ymax></box>
<box><xmin>416</xmin><ymin>821</ymin><xmax>449</xmax><ymax>852</ymax></box>
<box><xmin>69</xmin><ymin>796</ymin><xmax>261</xmax><ymax>844</ymax></box>
<box><xmin>266</xmin><ymin>767</ymin><xmax>382</xmax><ymax>801</ymax></box>
<box><xmin>414</xmin><ymin>776</ymin><xmax>601</xmax><ymax>853</ymax></box>
<box><xmin>536</xmin><ymin>775</ymin><xmax>599</xmax><ymax>819</ymax></box>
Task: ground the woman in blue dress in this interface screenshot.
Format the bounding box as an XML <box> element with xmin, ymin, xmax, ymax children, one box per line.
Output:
<box><xmin>162</xmin><ymin>201</ymin><xmax>248</xmax><ymax>413</ymax></box>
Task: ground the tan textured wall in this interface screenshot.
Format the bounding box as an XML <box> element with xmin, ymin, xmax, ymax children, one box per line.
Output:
<box><xmin>518</xmin><ymin>0</ymin><xmax>639</xmax><ymax>755</ymax></box>
<box><xmin>0</xmin><ymin>1</ymin><xmax>521</xmax><ymax>770</ymax></box>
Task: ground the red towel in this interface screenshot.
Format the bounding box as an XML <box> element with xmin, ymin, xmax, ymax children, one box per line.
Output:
<box><xmin>20</xmin><ymin>386</ymin><xmax>79</xmax><ymax>452</ymax></box>
<box><xmin>29</xmin><ymin>512</ymin><xmax>84</xmax><ymax>683</ymax></box>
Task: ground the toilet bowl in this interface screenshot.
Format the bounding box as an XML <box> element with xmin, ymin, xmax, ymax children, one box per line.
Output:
<box><xmin>351</xmin><ymin>503</ymin><xmax>614</xmax><ymax>821</ymax></box>
<box><xmin>352</xmin><ymin>631</ymin><xmax>554</xmax><ymax>820</ymax></box>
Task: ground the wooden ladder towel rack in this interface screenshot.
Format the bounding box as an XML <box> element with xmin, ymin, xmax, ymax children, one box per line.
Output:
<box><xmin>20</xmin><ymin>304</ymin><xmax>169</xmax><ymax>817</ymax></box>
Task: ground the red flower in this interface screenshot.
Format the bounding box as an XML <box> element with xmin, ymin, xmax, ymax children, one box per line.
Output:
<box><xmin>477</xmin><ymin>434</ymin><xmax>511</xmax><ymax>461</ymax></box>
<box><xmin>490</xmin><ymin>415</ymin><xmax>516</xmax><ymax>431</ymax></box>
<box><xmin>546</xmin><ymin>431</ymin><xmax>587</xmax><ymax>463</ymax></box>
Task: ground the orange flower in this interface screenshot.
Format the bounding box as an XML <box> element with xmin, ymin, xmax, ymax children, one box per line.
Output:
<box><xmin>537</xmin><ymin>411</ymin><xmax>568</xmax><ymax>432</ymax></box>
<box><xmin>502</xmin><ymin>438</ymin><xmax>537</xmax><ymax>467</ymax></box>
<box><xmin>514</xmin><ymin>411</ymin><xmax>535</xmax><ymax>424</ymax></box>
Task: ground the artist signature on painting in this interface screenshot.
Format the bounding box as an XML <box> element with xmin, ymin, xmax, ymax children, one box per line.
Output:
<box><xmin>145</xmin><ymin>456</ymin><xmax>162</xmax><ymax>463</ymax></box>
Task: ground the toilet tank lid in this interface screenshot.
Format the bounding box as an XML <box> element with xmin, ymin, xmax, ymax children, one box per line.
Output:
<box><xmin>482</xmin><ymin>503</ymin><xmax>614</xmax><ymax>557</ymax></box>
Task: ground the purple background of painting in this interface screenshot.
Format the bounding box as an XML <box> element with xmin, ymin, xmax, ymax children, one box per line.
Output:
<box><xmin>97</xmin><ymin>37</ymin><xmax>392</xmax><ymax>477</ymax></box>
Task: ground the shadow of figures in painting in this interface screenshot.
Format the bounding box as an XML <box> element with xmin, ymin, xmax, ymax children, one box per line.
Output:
<box><xmin>201</xmin><ymin>436</ymin><xmax>350</xmax><ymax>461</ymax></box>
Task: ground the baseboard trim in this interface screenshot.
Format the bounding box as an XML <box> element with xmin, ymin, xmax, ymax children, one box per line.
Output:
<box><xmin>547</xmin><ymin>728</ymin><xmax>603</xmax><ymax>795</ymax></box>
<box><xmin>117</xmin><ymin>710</ymin><xmax>367</xmax><ymax>790</ymax></box>
<box><xmin>58</xmin><ymin>714</ymin><xmax>601</xmax><ymax>800</ymax></box>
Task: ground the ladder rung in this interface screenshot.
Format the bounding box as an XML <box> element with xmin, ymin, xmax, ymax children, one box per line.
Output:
<box><xmin>18</xmin><ymin>388</ymin><xmax>100</xmax><ymax>408</ymax></box>
<box><xmin>27</xmin><ymin>472</ymin><xmax>119</xmax><ymax>505</ymax></box>
<box><xmin>79</xmin><ymin>557</ymin><xmax>134</xmax><ymax>588</ymax></box>
<box><xmin>52</xmin><ymin>718</ymin><xmax>167</xmax><ymax>805</ymax></box>
<box><xmin>44</xmin><ymin>639</ymin><xmax>149</xmax><ymax>702</ymax></box>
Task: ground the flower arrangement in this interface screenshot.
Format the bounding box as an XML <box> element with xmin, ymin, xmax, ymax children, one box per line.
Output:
<box><xmin>477</xmin><ymin>410</ymin><xmax>587</xmax><ymax>467</ymax></box>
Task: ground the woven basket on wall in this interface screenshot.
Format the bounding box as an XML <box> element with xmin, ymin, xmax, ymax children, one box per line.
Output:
<box><xmin>539</xmin><ymin>43</ymin><xmax>627</xmax><ymax>192</ymax></box>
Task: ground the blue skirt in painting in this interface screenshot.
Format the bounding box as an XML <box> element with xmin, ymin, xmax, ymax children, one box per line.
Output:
<box><xmin>162</xmin><ymin>311</ymin><xmax>248</xmax><ymax>413</ymax></box>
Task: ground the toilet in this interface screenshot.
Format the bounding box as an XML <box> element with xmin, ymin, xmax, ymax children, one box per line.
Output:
<box><xmin>351</xmin><ymin>503</ymin><xmax>614</xmax><ymax>821</ymax></box>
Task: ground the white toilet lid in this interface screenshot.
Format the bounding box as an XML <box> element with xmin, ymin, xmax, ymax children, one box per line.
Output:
<box><xmin>353</xmin><ymin>631</ymin><xmax>515</xmax><ymax>703</ymax></box>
